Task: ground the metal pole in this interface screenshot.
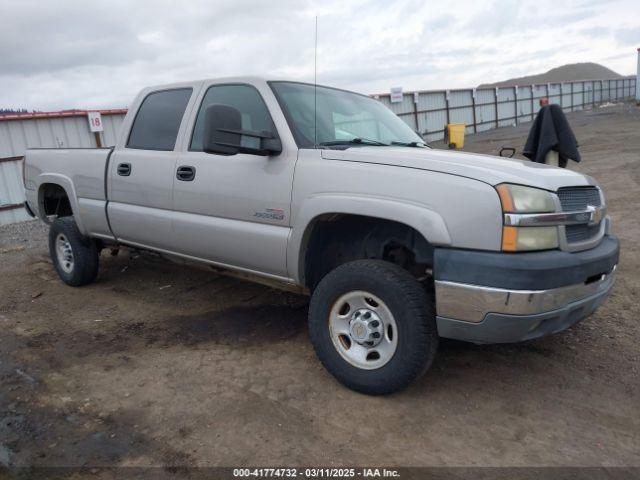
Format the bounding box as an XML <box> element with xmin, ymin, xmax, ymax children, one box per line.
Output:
<box><xmin>443</xmin><ymin>90</ymin><xmax>450</xmax><ymax>144</ymax></box>
<box><xmin>471</xmin><ymin>89</ymin><xmax>478</xmax><ymax>133</ymax></box>
<box><xmin>513</xmin><ymin>86</ymin><xmax>518</xmax><ymax>125</ymax></box>
<box><xmin>636</xmin><ymin>48</ymin><xmax>640</xmax><ymax>105</ymax></box>
<box><xmin>412</xmin><ymin>92</ymin><xmax>420</xmax><ymax>136</ymax></box>
<box><xmin>546</xmin><ymin>83</ymin><xmax>550</xmax><ymax>105</ymax></box>
<box><xmin>530</xmin><ymin>84</ymin><xmax>535</xmax><ymax>121</ymax></box>
<box><xmin>445</xmin><ymin>90</ymin><xmax>450</xmax><ymax>126</ymax></box>
<box><xmin>570</xmin><ymin>82</ymin><xmax>573</xmax><ymax>111</ymax></box>
<box><xmin>494</xmin><ymin>88</ymin><xmax>499</xmax><ymax>128</ymax></box>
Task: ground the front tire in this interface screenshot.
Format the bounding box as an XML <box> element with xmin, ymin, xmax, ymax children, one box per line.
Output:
<box><xmin>49</xmin><ymin>217</ymin><xmax>99</xmax><ymax>287</ymax></box>
<box><xmin>308</xmin><ymin>260</ymin><xmax>438</xmax><ymax>395</ymax></box>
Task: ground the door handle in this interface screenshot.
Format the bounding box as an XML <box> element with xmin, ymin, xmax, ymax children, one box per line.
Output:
<box><xmin>117</xmin><ymin>163</ymin><xmax>131</xmax><ymax>176</ymax></box>
<box><xmin>176</xmin><ymin>165</ymin><xmax>196</xmax><ymax>181</ymax></box>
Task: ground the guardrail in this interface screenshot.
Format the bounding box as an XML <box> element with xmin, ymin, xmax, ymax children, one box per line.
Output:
<box><xmin>375</xmin><ymin>76</ymin><xmax>637</xmax><ymax>142</ymax></box>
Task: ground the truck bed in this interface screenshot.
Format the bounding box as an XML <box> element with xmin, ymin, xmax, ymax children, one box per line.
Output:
<box><xmin>24</xmin><ymin>148</ymin><xmax>114</xmax><ymax>239</ymax></box>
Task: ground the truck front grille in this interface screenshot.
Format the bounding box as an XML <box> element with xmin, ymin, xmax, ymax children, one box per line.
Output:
<box><xmin>557</xmin><ymin>187</ymin><xmax>603</xmax><ymax>247</ymax></box>
<box><xmin>557</xmin><ymin>187</ymin><xmax>601</xmax><ymax>211</ymax></box>
<box><xmin>565</xmin><ymin>224</ymin><xmax>601</xmax><ymax>243</ymax></box>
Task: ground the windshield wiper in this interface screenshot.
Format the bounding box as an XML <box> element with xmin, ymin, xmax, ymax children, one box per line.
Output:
<box><xmin>390</xmin><ymin>141</ymin><xmax>427</xmax><ymax>148</ymax></box>
<box><xmin>318</xmin><ymin>138</ymin><xmax>389</xmax><ymax>147</ymax></box>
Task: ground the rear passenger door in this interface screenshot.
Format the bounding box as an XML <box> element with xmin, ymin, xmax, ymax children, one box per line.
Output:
<box><xmin>107</xmin><ymin>87</ymin><xmax>195</xmax><ymax>250</ymax></box>
<box><xmin>171</xmin><ymin>83</ymin><xmax>297</xmax><ymax>277</ymax></box>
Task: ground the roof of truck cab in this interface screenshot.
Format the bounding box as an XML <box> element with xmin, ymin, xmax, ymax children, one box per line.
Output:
<box><xmin>143</xmin><ymin>76</ymin><xmax>275</xmax><ymax>91</ymax></box>
<box><xmin>141</xmin><ymin>77</ymin><xmax>372</xmax><ymax>100</ymax></box>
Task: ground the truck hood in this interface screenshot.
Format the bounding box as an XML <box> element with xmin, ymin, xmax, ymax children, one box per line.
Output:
<box><xmin>321</xmin><ymin>147</ymin><xmax>595</xmax><ymax>191</ymax></box>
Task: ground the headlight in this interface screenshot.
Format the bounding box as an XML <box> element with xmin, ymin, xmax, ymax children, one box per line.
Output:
<box><xmin>501</xmin><ymin>226</ymin><xmax>559</xmax><ymax>251</ymax></box>
<box><xmin>496</xmin><ymin>184</ymin><xmax>558</xmax><ymax>251</ymax></box>
<box><xmin>495</xmin><ymin>184</ymin><xmax>556</xmax><ymax>213</ymax></box>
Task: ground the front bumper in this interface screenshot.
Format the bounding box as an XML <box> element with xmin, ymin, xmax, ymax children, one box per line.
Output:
<box><xmin>434</xmin><ymin>235</ymin><xmax>619</xmax><ymax>344</ymax></box>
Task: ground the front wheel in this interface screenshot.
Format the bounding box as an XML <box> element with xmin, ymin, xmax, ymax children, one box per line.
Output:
<box><xmin>308</xmin><ymin>260</ymin><xmax>438</xmax><ymax>395</ymax></box>
<box><xmin>48</xmin><ymin>217</ymin><xmax>99</xmax><ymax>287</ymax></box>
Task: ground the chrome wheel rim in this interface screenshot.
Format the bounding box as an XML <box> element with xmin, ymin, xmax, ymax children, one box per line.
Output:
<box><xmin>55</xmin><ymin>233</ymin><xmax>74</xmax><ymax>274</ymax></box>
<box><xmin>328</xmin><ymin>291</ymin><xmax>398</xmax><ymax>370</ymax></box>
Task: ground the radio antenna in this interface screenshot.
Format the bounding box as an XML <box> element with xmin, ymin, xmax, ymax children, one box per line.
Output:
<box><xmin>314</xmin><ymin>15</ymin><xmax>318</xmax><ymax>148</ymax></box>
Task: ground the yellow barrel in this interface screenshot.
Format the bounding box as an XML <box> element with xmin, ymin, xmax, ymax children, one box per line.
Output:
<box><xmin>446</xmin><ymin>123</ymin><xmax>466</xmax><ymax>149</ymax></box>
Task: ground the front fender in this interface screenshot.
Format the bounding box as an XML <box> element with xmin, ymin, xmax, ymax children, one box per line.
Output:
<box><xmin>287</xmin><ymin>194</ymin><xmax>451</xmax><ymax>283</ymax></box>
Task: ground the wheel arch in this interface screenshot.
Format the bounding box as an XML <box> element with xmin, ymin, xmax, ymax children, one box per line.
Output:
<box><xmin>36</xmin><ymin>175</ymin><xmax>86</xmax><ymax>233</ymax></box>
<box><xmin>289</xmin><ymin>196</ymin><xmax>451</xmax><ymax>289</ymax></box>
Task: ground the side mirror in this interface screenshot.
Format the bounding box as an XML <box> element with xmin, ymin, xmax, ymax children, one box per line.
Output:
<box><xmin>203</xmin><ymin>104</ymin><xmax>282</xmax><ymax>156</ymax></box>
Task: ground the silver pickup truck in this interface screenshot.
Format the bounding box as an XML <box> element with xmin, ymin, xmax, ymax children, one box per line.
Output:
<box><xmin>24</xmin><ymin>77</ymin><xmax>619</xmax><ymax>394</ymax></box>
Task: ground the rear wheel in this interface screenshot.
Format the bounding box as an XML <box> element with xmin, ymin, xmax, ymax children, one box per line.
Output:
<box><xmin>48</xmin><ymin>217</ymin><xmax>99</xmax><ymax>286</ymax></box>
<box><xmin>308</xmin><ymin>260</ymin><xmax>438</xmax><ymax>395</ymax></box>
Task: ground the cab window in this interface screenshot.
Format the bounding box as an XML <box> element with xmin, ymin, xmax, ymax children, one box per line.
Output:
<box><xmin>190</xmin><ymin>84</ymin><xmax>275</xmax><ymax>152</ymax></box>
<box><xmin>127</xmin><ymin>88</ymin><xmax>192</xmax><ymax>151</ymax></box>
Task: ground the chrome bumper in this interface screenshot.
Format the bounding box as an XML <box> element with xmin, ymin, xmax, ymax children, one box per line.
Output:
<box><xmin>435</xmin><ymin>266</ymin><xmax>616</xmax><ymax>323</ymax></box>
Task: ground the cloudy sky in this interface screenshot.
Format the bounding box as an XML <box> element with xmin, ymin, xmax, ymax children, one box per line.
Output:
<box><xmin>1</xmin><ymin>0</ymin><xmax>638</xmax><ymax>110</ymax></box>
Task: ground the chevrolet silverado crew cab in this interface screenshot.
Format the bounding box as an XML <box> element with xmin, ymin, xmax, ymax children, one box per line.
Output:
<box><xmin>24</xmin><ymin>77</ymin><xmax>619</xmax><ymax>395</ymax></box>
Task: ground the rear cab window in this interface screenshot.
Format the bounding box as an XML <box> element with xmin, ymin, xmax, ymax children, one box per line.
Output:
<box><xmin>127</xmin><ymin>88</ymin><xmax>193</xmax><ymax>151</ymax></box>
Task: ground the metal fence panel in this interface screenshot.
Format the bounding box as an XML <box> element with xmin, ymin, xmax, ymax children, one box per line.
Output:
<box><xmin>0</xmin><ymin>112</ymin><xmax>125</xmax><ymax>225</ymax></box>
<box><xmin>0</xmin><ymin>161</ymin><xmax>26</xmax><ymax>205</ymax></box>
<box><xmin>594</xmin><ymin>81</ymin><xmax>602</xmax><ymax>103</ymax></box>
<box><xmin>547</xmin><ymin>83</ymin><xmax>561</xmax><ymax>106</ymax></box>
<box><xmin>603</xmin><ymin>80</ymin><xmax>612</xmax><ymax>101</ymax></box>
<box><xmin>561</xmin><ymin>83</ymin><xmax>572</xmax><ymax>111</ymax></box>
<box><xmin>572</xmin><ymin>82</ymin><xmax>584</xmax><ymax>110</ymax></box>
<box><xmin>583</xmin><ymin>81</ymin><xmax>593</xmax><ymax>106</ymax></box>
<box><xmin>516</xmin><ymin>86</ymin><xmax>533</xmax><ymax>123</ymax></box>
<box><xmin>375</xmin><ymin>76</ymin><xmax>635</xmax><ymax>143</ymax></box>
<box><xmin>497</xmin><ymin>87</ymin><xmax>516</xmax><ymax>127</ymax></box>
<box><xmin>0</xmin><ymin>113</ymin><xmax>125</xmax><ymax>157</ymax></box>
<box><xmin>0</xmin><ymin>160</ymin><xmax>31</xmax><ymax>225</ymax></box>
<box><xmin>474</xmin><ymin>88</ymin><xmax>497</xmax><ymax>132</ymax></box>
<box><xmin>0</xmin><ymin>208</ymin><xmax>30</xmax><ymax>225</ymax></box>
<box><xmin>418</xmin><ymin>91</ymin><xmax>448</xmax><ymax>140</ymax></box>
<box><xmin>448</xmin><ymin>90</ymin><xmax>474</xmax><ymax>134</ymax></box>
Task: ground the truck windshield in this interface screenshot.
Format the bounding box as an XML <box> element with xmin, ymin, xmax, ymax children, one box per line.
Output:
<box><xmin>269</xmin><ymin>82</ymin><xmax>426</xmax><ymax>149</ymax></box>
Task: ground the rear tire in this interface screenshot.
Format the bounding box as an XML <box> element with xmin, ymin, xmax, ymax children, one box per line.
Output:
<box><xmin>48</xmin><ymin>217</ymin><xmax>99</xmax><ymax>287</ymax></box>
<box><xmin>308</xmin><ymin>260</ymin><xmax>438</xmax><ymax>395</ymax></box>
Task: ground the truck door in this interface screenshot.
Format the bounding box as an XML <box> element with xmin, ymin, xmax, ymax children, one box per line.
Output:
<box><xmin>107</xmin><ymin>87</ymin><xmax>194</xmax><ymax>251</ymax></box>
<box><xmin>171</xmin><ymin>83</ymin><xmax>296</xmax><ymax>277</ymax></box>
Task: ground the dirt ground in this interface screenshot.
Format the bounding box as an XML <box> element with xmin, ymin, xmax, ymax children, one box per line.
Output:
<box><xmin>1</xmin><ymin>102</ymin><xmax>639</xmax><ymax>472</ymax></box>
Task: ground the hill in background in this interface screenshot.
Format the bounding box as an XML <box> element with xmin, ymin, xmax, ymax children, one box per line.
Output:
<box><xmin>480</xmin><ymin>62</ymin><xmax>623</xmax><ymax>88</ymax></box>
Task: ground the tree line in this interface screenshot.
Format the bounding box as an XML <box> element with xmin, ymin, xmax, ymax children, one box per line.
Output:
<box><xmin>0</xmin><ymin>108</ymin><xmax>42</xmax><ymax>115</ymax></box>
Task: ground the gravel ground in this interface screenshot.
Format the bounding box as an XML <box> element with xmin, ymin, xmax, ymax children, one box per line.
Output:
<box><xmin>0</xmin><ymin>102</ymin><xmax>639</xmax><ymax>474</ymax></box>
